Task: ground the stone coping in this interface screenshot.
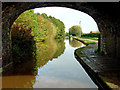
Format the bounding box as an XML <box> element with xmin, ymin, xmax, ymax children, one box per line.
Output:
<box><xmin>74</xmin><ymin>44</ymin><xmax>120</xmax><ymax>90</ymax></box>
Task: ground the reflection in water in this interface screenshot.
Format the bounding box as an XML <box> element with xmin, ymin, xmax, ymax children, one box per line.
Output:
<box><xmin>69</xmin><ymin>38</ymin><xmax>82</xmax><ymax>47</ymax></box>
<box><xmin>36</xmin><ymin>38</ymin><xmax>65</xmax><ymax>68</ymax></box>
<box><xmin>2</xmin><ymin>39</ymin><xmax>97</xmax><ymax>88</ymax></box>
<box><xmin>2</xmin><ymin>38</ymin><xmax>65</xmax><ymax>88</ymax></box>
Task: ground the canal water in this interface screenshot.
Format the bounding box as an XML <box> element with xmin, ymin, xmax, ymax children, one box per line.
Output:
<box><xmin>2</xmin><ymin>39</ymin><xmax>98</xmax><ymax>88</ymax></box>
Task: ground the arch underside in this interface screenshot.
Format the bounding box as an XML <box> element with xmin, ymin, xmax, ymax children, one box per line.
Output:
<box><xmin>2</xmin><ymin>2</ymin><xmax>120</xmax><ymax>68</ymax></box>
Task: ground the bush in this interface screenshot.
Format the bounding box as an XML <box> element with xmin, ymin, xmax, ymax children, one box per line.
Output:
<box><xmin>81</xmin><ymin>33</ymin><xmax>99</xmax><ymax>38</ymax></box>
<box><xmin>69</xmin><ymin>25</ymin><xmax>83</xmax><ymax>37</ymax></box>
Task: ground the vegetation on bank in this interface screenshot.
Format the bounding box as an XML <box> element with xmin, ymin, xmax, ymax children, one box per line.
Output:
<box><xmin>14</xmin><ymin>10</ymin><xmax>65</xmax><ymax>42</ymax></box>
<box><xmin>81</xmin><ymin>33</ymin><xmax>99</xmax><ymax>38</ymax></box>
<box><xmin>69</xmin><ymin>25</ymin><xmax>83</xmax><ymax>37</ymax></box>
<box><xmin>66</xmin><ymin>24</ymin><xmax>99</xmax><ymax>42</ymax></box>
<box><xmin>74</xmin><ymin>32</ymin><xmax>100</xmax><ymax>56</ymax></box>
<box><xmin>11</xmin><ymin>9</ymin><xmax>65</xmax><ymax>70</ymax></box>
<box><xmin>71</xmin><ymin>32</ymin><xmax>99</xmax><ymax>45</ymax></box>
<box><xmin>80</xmin><ymin>38</ymin><xmax>97</xmax><ymax>44</ymax></box>
<box><xmin>75</xmin><ymin>45</ymin><xmax>90</xmax><ymax>56</ymax></box>
<box><xmin>81</xmin><ymin>37</ymin><xmax>98</xmax><ymax>40</ymax></box>
<box><xmin>73</xmin><ymin>37</ymin><xmax>97</xmax><ymax>45</ymax></box>
<box><xmin>40</xmin><ymin>13</ymin><xmax>65</xmax><ymax>39</ymax></box>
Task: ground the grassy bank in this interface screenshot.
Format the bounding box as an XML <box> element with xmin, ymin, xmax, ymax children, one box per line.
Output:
<box><xmin>75</xmin><ymin>46</ymin><xmax>91</xmax><ymax>57</ymax></box>
<box><xmin>80</xmin><ymin>38</ymin><xmax>97</xmax><ymax>44</ymax></box>
<box><xmin>73</xmin><ymin>37</ymin><xmax>97</xmax><ymax>45</ymax></box>
<box><xmin>81</xmin><ymin>33</ymin><xmax>99</xmax><ymax>40</ymax></box>
<box><xmin>81</xmin><ymin>37</ymin><xmax>98</xmax><ymax>40</ymax></box>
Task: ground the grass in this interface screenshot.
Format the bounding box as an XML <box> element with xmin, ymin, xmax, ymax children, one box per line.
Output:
<box><xmin>78</xmin><ymin>38</ymin><xmax>97</xmax><ymax>44</ymax></box>
<box><xmin>81</xmin><ymin>37</ymin><xmax>98</xmax><ymax>40</ymax></box>
<box><xmin>75</xmin><ymin>46</ymin><xmax>90</xmax><ymax>55</ymax></box>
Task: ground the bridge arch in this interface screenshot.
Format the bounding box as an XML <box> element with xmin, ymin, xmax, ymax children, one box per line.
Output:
<box><xmin>2</xmin><ymin>2</ymin><xmax>120</xmax><ymax>68</ymax></box>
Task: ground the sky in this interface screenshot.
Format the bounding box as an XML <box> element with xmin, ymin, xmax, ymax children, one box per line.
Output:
<box><xmin>34</xmin><ymin>7</ymin><xmax>98</xmax><ymax>33</ymax></box>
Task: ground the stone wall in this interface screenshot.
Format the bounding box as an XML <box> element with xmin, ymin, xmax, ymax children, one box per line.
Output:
<box><xmin>2</xmin><ymin>2</ymin><xmax>120</xmax><ymax>69</ymax></box>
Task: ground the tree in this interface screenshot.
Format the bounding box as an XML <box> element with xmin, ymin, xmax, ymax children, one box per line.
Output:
<box><xmin>69</xmin><ymin>25</ymin><xmax>83</xmax><ymax>37</ymax></box>
<box><xmin>41</xmin><ymin>13</ymin><xmax>65</xmax><ymax>39</ymax></box>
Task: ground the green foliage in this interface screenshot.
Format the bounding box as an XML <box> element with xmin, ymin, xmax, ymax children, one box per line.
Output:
<box><xmin>79</xmin><ymin>38</ymin><xmax>96</xmax><ymax>44</ymax></box>
<box><xmin>11</xmin><ymin>36</ymin><xmax>35</xmax><ymax>65</ymax></box>
<box><xmin>11</xmin><ymin>9</ymin><xmax>65</xmax><ymax>67</ymax></box>
<box><xmin>65</xmin><ymin>32</ymin><xmax>69</xmax><ymax>36</ymax></box>
<box><xmin>75</xmin><ymin>46</ymin><xmax>90</xmax><ymax>57</ymax></box>
<box><xmin>94</xmin><ymin>48</ymin><xmax>98</xmax><ymax>53</ymax></box>
<box><xmin>74</xmin><ymin>37</ymin><xmax>96</xmax><ymax>45</ymax></box>
<box><xmin>81</xmin><ymin>37</ymin><xmax>98</xmax><ymax>40</ymax></box>
<box><xmin>69</xmin><ymin>25</ymin><xmax>83</xmax><ymax>37</ymax></box>
<box><xmin>15</xmin><ymin>9</ymin><xmax>40</xmax><ymax>41</ymax></box>
<box><xmin>41</xmin><ymin>13</ymin><xmax>65</xmax><ymax>39</ymax></box>
<box><xmin>36</xmin><ymin>14</ymin><xmax>54</xmax><ymax>41</ymax></box>
<box><xmin>11</xmin><ymin>21</ymin><xmax>36</xmax><ymax>65</ymax></box>
<box><xmin>81</xmin><ymin>33</ymin><xmax>99</xmax><ymax>38</ymax></box>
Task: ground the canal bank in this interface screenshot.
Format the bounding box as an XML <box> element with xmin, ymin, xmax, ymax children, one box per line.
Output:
<box><xmin>74</xmin><ymin>43</ymin><xmax>120</xmax><ymax>90</ymax></box>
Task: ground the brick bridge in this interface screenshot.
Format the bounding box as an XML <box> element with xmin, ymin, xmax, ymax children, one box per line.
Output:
<box><xmin>2</xmin><ymin>2</ymin><xmax>120</xmax><ymax>69</ymax></box>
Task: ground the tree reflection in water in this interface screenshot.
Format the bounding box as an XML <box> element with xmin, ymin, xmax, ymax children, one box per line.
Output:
<box><xmin>2</xmin><ymin>38</ymin><xmax>65</xmax><ymax>88</ymax></box>
<box><xmin>36</xmin><ymin>38</ymin><xmax>65</xmax><ymax>68</ymax></box>
<box><xmin>69</xmin><ymin>38</ymin><xmax>82</xmax><ymax>47</ymax></box>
